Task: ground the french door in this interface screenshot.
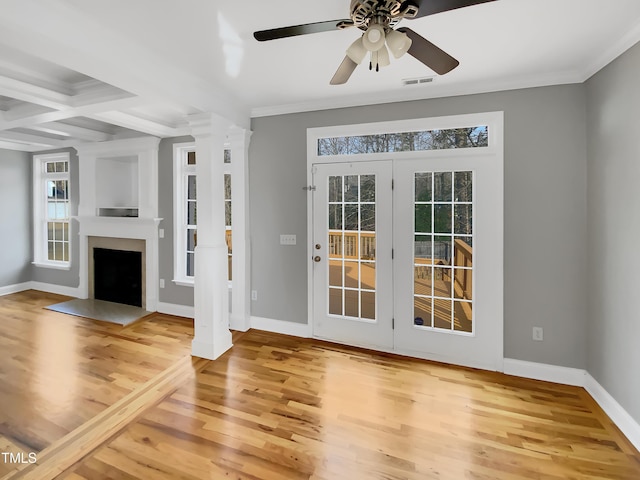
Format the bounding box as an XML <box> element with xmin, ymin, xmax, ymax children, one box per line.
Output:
<box><xmin>312</xmin><ymin>161</ymin><xmax>394</xmax><ymax>349</ymax></box>
<box><xmin>312</xmin><ymin>154</ymin><xmax>502</xmax><ymax>370</ymax></box>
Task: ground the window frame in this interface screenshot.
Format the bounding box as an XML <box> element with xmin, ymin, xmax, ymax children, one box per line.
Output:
<box><xmin>173</xmin><ymin>142</ymin><xmax>232</xmax><ymax>287</ymax></box>
<box><xmin>32</xmin><ymin>152</ymin><xmax>72</xmax><ymax>270</ymax></box>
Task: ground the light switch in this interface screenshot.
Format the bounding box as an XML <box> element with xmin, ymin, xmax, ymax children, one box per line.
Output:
<box><xmin>280</xmin><ymin>234</ymin><xmax>296</xmax><ymax>245</ymax></box>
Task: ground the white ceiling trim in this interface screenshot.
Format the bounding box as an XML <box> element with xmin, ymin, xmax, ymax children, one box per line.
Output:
<box><xmin>250</xmin><ymin>68</ymin><xmax>585</xmax><ymax>118</ymax></box>
<box><xmin>581</xmin><ymin>17</ymin><xmax>640</xmax><ymax>80</ymax></box>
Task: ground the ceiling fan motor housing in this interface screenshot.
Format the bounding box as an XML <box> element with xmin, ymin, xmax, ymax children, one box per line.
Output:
<box><xmin>350</xmin><ymin>0</ymin><xmax>419</xmax><ymax>30</ymax></box>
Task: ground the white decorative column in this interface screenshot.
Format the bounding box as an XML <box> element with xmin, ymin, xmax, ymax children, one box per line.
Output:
<box><xmin>189</xmin><ymin>113</ymin><xmax>233</xmax><ymax>360</ymax></box>
<box><xmin>229</xmin><ymin>127</ymin><xmax>252</xmax><ymax>332</ymax></box>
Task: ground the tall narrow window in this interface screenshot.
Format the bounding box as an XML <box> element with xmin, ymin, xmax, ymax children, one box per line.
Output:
<box><xmin>33</xmin><ymin>153</ymin><xmax>71</xmax><ymax>268</ymax></box>
<box><xmin>173</xmin><ymin>144</ymin><xmax>232</xmax><ymax>286</ymax></box>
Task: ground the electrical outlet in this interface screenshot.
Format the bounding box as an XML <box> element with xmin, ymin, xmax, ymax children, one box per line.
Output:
<box><xmin>251</xmin><ymin>290</ymin><xmax>258</xmax><ymax>301</ymax></box>
<box><xmin>533</xmin><ymin>327</ymin><xmax>544</xmax><ymax>341</ymax></box>
<box><xmin>159</xmin><ymin>279</ymin><xmax>165</xmax><ymax>289</ymax></box>
<box><xmin>159</xmin><ymin>228</ymin><xmax>165</xmax><ymax>239</ymax></box>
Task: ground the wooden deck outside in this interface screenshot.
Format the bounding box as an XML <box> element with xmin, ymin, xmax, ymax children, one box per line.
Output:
<box><xmin>1</xmin><ymin>291</ymin><xmax>639</xmax><ymax>479</ymax></box>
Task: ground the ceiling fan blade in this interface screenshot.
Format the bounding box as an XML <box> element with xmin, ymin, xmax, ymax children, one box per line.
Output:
<box><xmin>408</xmin><ymin>0</ymin><xmax>497</xmax><ymax>18</ymax></box>
<box><xmin>254</xmin><ymin>19</ymin><xmax>352</xmax><ymax>42</ymax></box>
<box><xmin>330</xmin><ymin>56</ymin><xmax>359</xmax><ymax>85</ymax></box>
<box><xmin>397</xmin><ymin>27</ymin><xmax>459</xmax><ymax>75</ymax></box>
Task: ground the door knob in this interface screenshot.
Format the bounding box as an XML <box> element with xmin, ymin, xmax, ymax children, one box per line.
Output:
<box><xmin>314</xmin><ymin>256</ymin><xmax>321</xmax><ymax>262</ymax></box>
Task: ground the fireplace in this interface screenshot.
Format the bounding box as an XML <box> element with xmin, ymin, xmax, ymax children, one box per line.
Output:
<box><xmin>75</xmin><ymin>137</ymin><xmax>161</xmax><ymax>312</ymax></box>
<box><xmin>94</xmin><ymin>248</ymin><xmax>142</xmax><ymax>307</ymax></box>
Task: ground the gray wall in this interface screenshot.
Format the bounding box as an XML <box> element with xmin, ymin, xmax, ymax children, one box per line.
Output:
<box><xmin>586</xmin><ymin>42</ymin><xmax>640</xmax><ymax>423</ymax></box>
<box><xmin>31</xmin><ymin>148</ymin><xmax>80</xmax><ymax>287</ymax></box>
<box><xmin>250</xmin><ymin>84</ymin><xmax>588</xmax><ymax>369</ymax></box>
<box><xmin>158</xmin><ymin>136</ymin><xmax>195</xmax><ymax>306</ymax></box>
<box><xmin>0</xmin><ymin>149</ymin><xmax>32</xmax><ymax>287</ymax></box>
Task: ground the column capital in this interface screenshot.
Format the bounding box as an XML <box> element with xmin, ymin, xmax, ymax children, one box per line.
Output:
<box><xmin>188</xmin><ymin>112</ymin><xmax>233</xmax><ymax>139</ymax></box>
<box><xmin>227</xmin><ymin>126</ymin><xmax>253</xmax><ymax>144</ymax></box>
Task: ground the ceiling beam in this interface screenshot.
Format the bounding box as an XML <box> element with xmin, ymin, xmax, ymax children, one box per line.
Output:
<box><xmin>27</xmin><ymin>121</ymin><xmax>113</xmax><ymax>142</ymax></box>
<box><xmin>88</xmin><ymin>111</ymin><xmax>181</xmax><ymax>137</ymax></box>
<box><xmin>0</xmin><ymin>96</ymin><xmax>149</xmax><ymax>131</ymax></box>
<box><xmin>0</xmin><ymin>74</ymin><xmax>72</xmax><ymax>110</ymax></box>
<box><xmin>0</xmin><ymin>130</ymin><xmax>67</xmax><ymax>148</ymax></box>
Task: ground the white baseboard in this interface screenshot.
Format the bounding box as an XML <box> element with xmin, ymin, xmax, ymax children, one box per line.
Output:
<box><xmin>29</xmin><ymin>281</ymin><xmax>81</xmax><ymax>298</ymax></box>
<box><xmin>584</xmin><ymin>373</ymin><xmax>640</xmax><ymax>452</ymax></box>
<box><xmin>156</xmin><ymin>301</ymin><xmax>194</xmax><ymax>319</ymax></box>
<box><xmin>503</xmin><ymin>358</ymin><xmax>587</xmax><ymax>386</ymax></box>
<box><xmin>0</xmin><ymin>282</ymin><xmax>32</xmax><ymax>297</ymax></box>
<box><xmin>504</xmin><ymin>358</ymin><xmax>640</xmax><ymax>452</ymax></box>
<box><xmin>250</xmin><ymin>316</ymin><xmax>312</xmax><ymax>338</ymax></box>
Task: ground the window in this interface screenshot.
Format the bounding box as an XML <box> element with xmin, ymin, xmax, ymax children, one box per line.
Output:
<box><xmin>33</xmin><ymin>153</ymin><xmax>71</xmax><ymax>269</ymax></box>
<box><xmin>318</xmin><ymin>126</ymin><xmax>488</xmax><ymax>156</ymax></box>
<box><xmin>173</xmin><ymin>143</ymin><xmax>232</xmax><ymax>286</ymax></box>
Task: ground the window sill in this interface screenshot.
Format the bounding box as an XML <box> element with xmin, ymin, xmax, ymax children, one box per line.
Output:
<box><xmin>32</xmin><ymin>261</ymin><xmax>71</xmax><ymax>271</ymax></box>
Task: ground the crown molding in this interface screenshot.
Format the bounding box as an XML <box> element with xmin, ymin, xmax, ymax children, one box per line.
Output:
<box><xmin>581</xmin><ymin>17</ymin><xmax>640</xmax><ymax>81</ymax></box>
<box><xmin>250</xmin><ymin>69</ymin><xmax>584</xmax><ymax>118</ymax></box>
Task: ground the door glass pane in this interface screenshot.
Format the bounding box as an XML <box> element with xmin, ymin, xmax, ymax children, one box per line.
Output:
<box><xmin>434</xmin><ymin>298</ymin><xmax>452</xmax><ymax>329</ymax></box>
<box><xmin>454</xmin><ymin>171</ymin><xmax>472</xmax><ymax>202</ymax></box>
<box><xmin>433</xmin><ymin>172</ymin><xmax>452</xmax><ymax>201</ymax></box>
<box><xmin>414</xmin><ymin>171</ymin><xmax>473</xmax><ymax>334</ymax></box>
<box><xmin>361</xmin><ymin>291</ymin><xmax>375</xmax><ymax>320</ymax></box>
<box><xmin>454</xmin><ymin>301</ymin><xmax>472</xmax><ymax>333</ymax></box>
<box><xmin>344</xmin><ymin>261</ymin><xmax>359</xmax><ymax>289</ymax></box>
<box><xmin>415</xmin><ymin>205</ymin><xmax>432</xmax><ymax>233</ymax></box>
<box><xmin>329</xmin><ymin>176</ymin><xmax>342</xmax><ymax>202</ymax></box>
<box><xmin>454</xmin><ymin>204</ymin><xmax>472</xmax><ymax>235</ymax></box>
<box><xmin>414</xmin><ymin>297</ymin><xmax>432</xmax><ymax>327</ymax></box>
<box><xmin>415</xmin><ymin>235</ymin><xmax>432</xmax><ymax>264</ymax></box>
<box><xmin>344</xmin><ymin>175</ymin><xmax>359</xmax><ymax>202</ymax></box>
<box><xmin>329</xmin><ymin>288</ymin><xmax>342</xmax><ymax>315</ymax></box>
<box><xmin>329</xmin><ymin>205</ymin><xmax>342</xmax><ymax>230</ymax></box>
<box><xmin>345</xmin><ymin>290</ymin><xmax>359</xmax><ymax>317</ymax></box>
<box><xmin>327</xmin><ymin>174</ymin><xmax>377</xmax><ymax>322</ymax></box>
<box><xmin>434</xmin><ymin>205</ymin><xmax>452</xmax><ymax>234</ymax></box>
<box><xmin>360</xmin><ymin>175</ymin><xmax>375</xmax><ymax>202</ymax></box>
<box><xmin>361</xmin><ymin>262</ymin><xmax>376</xmax><ymax>290</ymax></box>
<box><xmin>329</xmin><ymin>260</ymin><xmax>343</xmax><ymax>287</ymax></box>
<box><xmin>415</xmin><ymin>172</ymin><xmax>432</xmax><ymax>202</ymax></box>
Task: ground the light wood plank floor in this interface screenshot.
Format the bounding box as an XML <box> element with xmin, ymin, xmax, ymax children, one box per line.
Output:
<box><xmin>2</xmin><ymin>291</ymin><xmax>640</xmax><ymax>479</ymax></box>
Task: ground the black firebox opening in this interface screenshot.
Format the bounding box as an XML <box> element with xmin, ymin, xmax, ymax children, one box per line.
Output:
<box><xmin>94</xmin><ymin>248</ymin><xmax>142</xmax><ymax>307</ymax></box>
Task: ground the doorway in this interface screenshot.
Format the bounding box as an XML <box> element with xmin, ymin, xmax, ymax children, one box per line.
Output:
<box><xmin>308</xmin><ymin>113</ymin><xmax>504</xmax><ymax>371</ymax></box>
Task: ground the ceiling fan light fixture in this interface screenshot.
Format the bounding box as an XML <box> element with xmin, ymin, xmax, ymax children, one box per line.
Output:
<box><xmin>362</xmin><ymin>23</ymin><xmax>386</xmax><ymax>51</ymax></box>
<box><xmin>346</xmin><ymin>36</ymin><xmax>368</xmax><ymax>64</ymax></box>
<box><xmin>386</xmin><ymin>29</ymin><xmax>412</xmax><ymax>59</ymax></box>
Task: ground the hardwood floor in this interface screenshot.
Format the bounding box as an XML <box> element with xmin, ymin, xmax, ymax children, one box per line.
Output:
<box><xmin>0</xmin><ymin>291</ymin><xmax>194</xmax><ymax>478</ymax></box>
<box><xmin>1</xmin><ymin>291</ymin><xmax>639</xmax><ymax>479</ymax></box>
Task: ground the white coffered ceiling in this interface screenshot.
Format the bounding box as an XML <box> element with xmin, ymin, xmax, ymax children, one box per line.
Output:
<box><xmin>1</xmin><ymin>0</ymin><xmax>639</xmax><ymax>152</ymax></box>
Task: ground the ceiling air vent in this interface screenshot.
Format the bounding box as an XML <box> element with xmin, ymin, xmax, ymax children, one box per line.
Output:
<box><xmin>402</xmin><ymin>76</ymin><xmax>434</xmax><ymax>86</ymax></box>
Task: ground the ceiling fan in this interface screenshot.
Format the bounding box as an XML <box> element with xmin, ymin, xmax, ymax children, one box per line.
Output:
<box><xmin>253</xmin><ymin>0</ymin><xmax>497</xmax><ymax>85</ymax></box>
